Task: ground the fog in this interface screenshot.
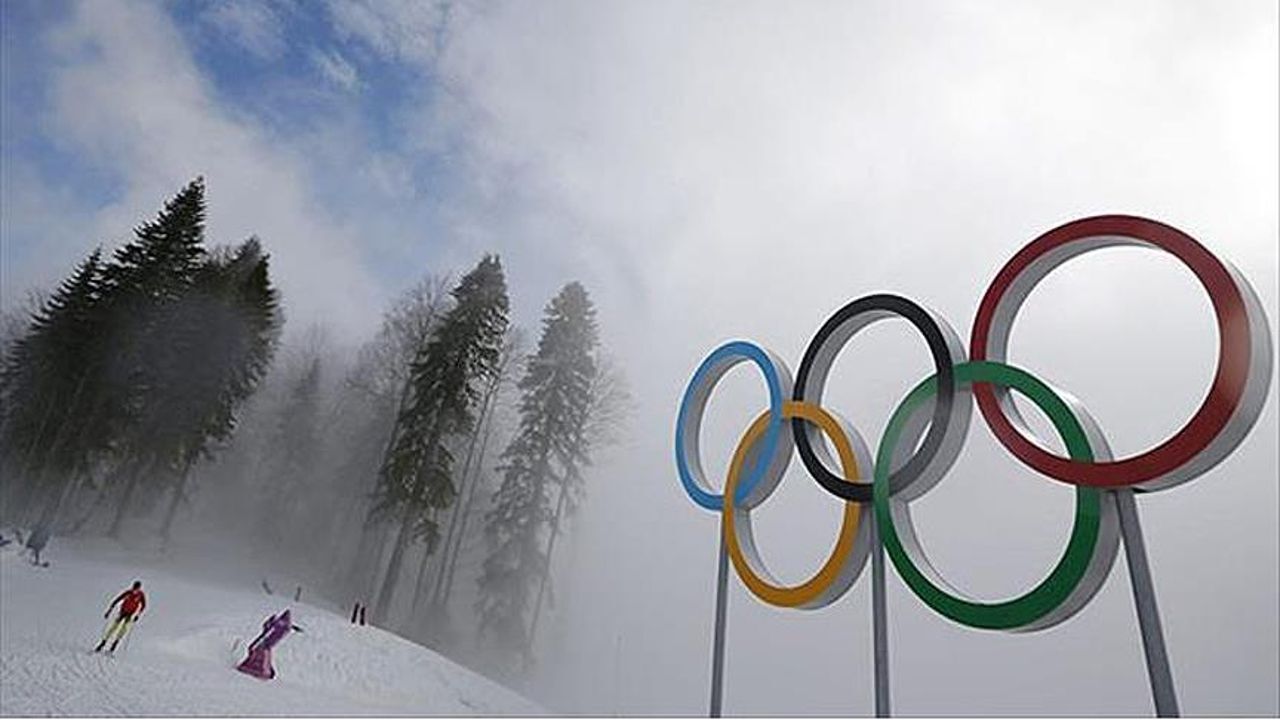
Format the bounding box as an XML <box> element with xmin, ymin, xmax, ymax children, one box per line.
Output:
<box><xmin>2</xmin><ymin>0</ymin><xmax>1276</xmax><ymax>716</ymax></box>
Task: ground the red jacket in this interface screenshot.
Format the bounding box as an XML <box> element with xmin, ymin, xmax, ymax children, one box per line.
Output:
<box><xmin>112</xmin><ymin>588</ymin><xmax>146</xmax><ymax>617</ymax></box>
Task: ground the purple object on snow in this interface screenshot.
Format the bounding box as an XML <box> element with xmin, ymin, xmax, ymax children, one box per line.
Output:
<box><xmin>236</xmin><ymin>609</ymin><xmax>297</xmax><ymax>680</ymax></box>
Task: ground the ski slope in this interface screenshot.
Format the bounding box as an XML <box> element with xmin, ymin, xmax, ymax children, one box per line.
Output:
<box><xmin>0</xmin><ymin>538</ymin><xmax>544</xmax><ymax>716</ymax></box>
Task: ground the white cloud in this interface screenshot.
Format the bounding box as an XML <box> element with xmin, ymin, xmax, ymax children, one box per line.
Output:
<box><xmin>326</xmin><ymin>0</ymin><xmax>453</xmax><ymax>66</ymax></box>
<box><xmin>310</xmin><ymin>47</ymin><xmax>360</xmax><ymax>91</ymax></box>
<box><xmin>200</xmin><ymin>0</ymin><xmax>288</xmax><ymax>61</ymax></box>
<box><xmin>35</xmin><ymin>0</ymin><xmax>381</xmax><ymax>340</ymax></box>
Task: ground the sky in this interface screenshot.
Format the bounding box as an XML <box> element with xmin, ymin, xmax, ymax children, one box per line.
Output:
<box><xmin>2</xmin><ymin>0</ymin><xmax>1278</xmax><ymax>715</ymax></box>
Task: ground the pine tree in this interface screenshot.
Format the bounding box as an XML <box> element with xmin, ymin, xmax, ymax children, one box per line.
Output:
<box><xmin>428</xmin><ymin>329</ymin><xmax>524</xmax><ymax>617</ymax></box>
<box><xmin>279</xmin><ymin>357</ymin><xmax>322</xmax><ymax>485</ymax></box>
<box><xmin>0</xmin><ymin>249</ymin><xmax>110</xmax><ymax>528</ymax></box>
<box><xmin>0</xmin><ymin>179</ymin><xmax>280</xmax><ymax>542</ymax></box>
<box><xmin>371</xmin><ymin>255</ymin><xmax>509</xmax><ymax>625</ymax></box>
<box><xmin>339</xmin><ymin>275</ymin><xmax>451</xmax><ymax>606</ymax></box>
<box><xmin>476</xmin><ymin>281</ymin><xmax>599</xmax><ymax>668</ymax></box>
<box><xmin>156</xmin><ymin>237</ymin><xmax>281</xmax><ymax>541</ymax></box>
<box><xmin>258</xmin><ymin>353</ymin><xmax>322</xmax><ymax>548</ymax></box>
<box><xmin>104</xmin><ymin>178</ymin><xmax>211</xmax><ymax>536</ymax></box>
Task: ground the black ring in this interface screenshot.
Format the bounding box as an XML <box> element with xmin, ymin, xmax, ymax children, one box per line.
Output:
<box><xmin>792</xmin><ymin>293</ymin><xmax>961</xmax><ymax>502</ymax></box>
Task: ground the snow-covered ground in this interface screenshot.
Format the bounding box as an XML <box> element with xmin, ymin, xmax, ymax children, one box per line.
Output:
<box><xmin>0</xmin><ymin>537</ymin><xmax>544</xmax><ymax>716</ymax></box>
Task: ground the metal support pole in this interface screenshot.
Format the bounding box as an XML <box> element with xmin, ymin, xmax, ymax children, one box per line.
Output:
<box><xmin>871</xmin><ymin>513</ymin><xmax>891</xmax><ymax>717</ymax></box>
<box><xmin>710</xmin><ymin>533</ymin><xmax>730</xmax><ymax>718</ymax></box>
<box><xmin>1114</xmin><ymin>489</ymin><xmax>1180</xmax><ymax>717</ymax></box>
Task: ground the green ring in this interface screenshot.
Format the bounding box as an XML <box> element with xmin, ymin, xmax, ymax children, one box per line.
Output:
<box><xmin>873</xmin><ymin>360</ymin><xmax>1109</xmax><ymax>631</ymax></box>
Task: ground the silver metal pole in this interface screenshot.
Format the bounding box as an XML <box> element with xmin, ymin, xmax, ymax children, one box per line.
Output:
<box><xmin>871</xmin><ymin>514</ymin><xmax>891</xmax><ymax>717</ymax></box>
<box><xmin>710</xmin><ymin>533</ymin><xmax>729</xmax><ymax>718</ymax></box>
<box><xmin>1114</xmin><ymin>489</ymin><xmax>1180</xmax><ymax>717</ymax></box>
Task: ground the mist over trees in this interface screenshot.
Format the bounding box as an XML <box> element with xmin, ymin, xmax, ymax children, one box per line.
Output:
<box><xmin>477</xmin><ymin>281</ymin><xmax>603</xmax><ymax>672</ymax></box>
<box><xmin>0</xmin><ymin>178</ymin><xmax>631</xmax><ymax>684</ymax></box>
<box><xmin>370</xmin><ymin>255</ymin><xmax>510</xmax><ymax>626</ymax></box>
<box><xmin>1</xmin><ymin>178</ymin><xmax>280</xmax><ymax>550</ymax></box>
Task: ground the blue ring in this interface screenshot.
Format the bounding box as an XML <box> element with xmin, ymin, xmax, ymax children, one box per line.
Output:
<box><xmin>675</xmin><ymin>340</ymin><xmax>786</xmax><ymax>511</ymax></box>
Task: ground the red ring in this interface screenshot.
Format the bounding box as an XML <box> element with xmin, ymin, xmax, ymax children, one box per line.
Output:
<box><xmin>970</xmin><ymin>215</ymin><xmax>1251</xmax><ymax>488</ymax></box>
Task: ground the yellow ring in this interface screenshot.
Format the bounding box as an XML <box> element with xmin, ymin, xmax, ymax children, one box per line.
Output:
<box><xmin>723</xmin><ymin>400</ymin><xmax>867</xmax><ymax>608</ymax></box>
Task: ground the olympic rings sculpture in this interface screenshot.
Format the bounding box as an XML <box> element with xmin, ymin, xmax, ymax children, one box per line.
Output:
<box><xmin>675</xmin><ymin>214</ymin><xmax>1273</xmax><ymax>633</ymax></box>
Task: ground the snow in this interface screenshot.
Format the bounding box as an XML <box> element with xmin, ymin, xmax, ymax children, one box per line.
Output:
<box><xmin>0</xmin><ymin>538</ymin><xmax>544</xmax><ymax>716</ymax></box>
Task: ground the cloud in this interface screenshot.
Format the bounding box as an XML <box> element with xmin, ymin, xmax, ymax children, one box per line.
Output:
<box><xmin>343</xmin><ymin>1</ymin><xmax>1277</xmax><ymax>715</ymax></box>
<box><xmin>310</xmin><ymin>47</ymin><xmax>360</xmax><ymax>91</ymax></box>
<box><xmin>31</xmin><ymin>0</ymin><xmax>381</xmax><ymax>340</ymax></box>
<box><xmin>326</xmin><ymin>0</ymin><xmax>453</xmax><ymax>66</ymax></box>
<box><xmin>200</xmin><ymin>0</ymin><xmax>288</xmax><ymax>61</ymax></box>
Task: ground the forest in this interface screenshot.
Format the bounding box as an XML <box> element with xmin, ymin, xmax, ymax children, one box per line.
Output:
<box><xmin>0</xmin><ymin>178</ymin><xmax>631</xmax><ymax>681</ymax></box>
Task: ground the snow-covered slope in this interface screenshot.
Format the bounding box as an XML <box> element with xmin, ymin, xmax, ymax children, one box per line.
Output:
<box><xmin>0</xmin><ymin>540</ymin><xmax>543</xmax><ymax>716</ymax></box>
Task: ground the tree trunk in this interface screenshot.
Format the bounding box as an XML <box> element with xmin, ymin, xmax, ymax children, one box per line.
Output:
<box><xmin>409</xmin><ymin>507</ymin><xmax>443</xmax><ymax>615</ymax></box>
<box><xmin>29</xmin><ymin>464</ymin><xmax>86</xmax><ymax>546</ymax></box>
<box><xmin>365</xmin><ymin>519</ymin><xmax>394</xmax><ymax>601</ymax></box>
<box><xmin>409</xmin><ymin>534</ymin><xmax>436</xmax><ymax>620</ymax></box>
<box><xmin>107</xmin><ymin>459</ymin><xmax>145</xmax><ymax>539</ymax></box>
<box><xmin>9</xmin><ymin>394</ymin><xmax>63</xmax><ymax>522</ymax></box>
<box><xmin>438</xmin><ymin>399</ymin><xmax>500</xmax><ymax>608</ymax></box>
<box><xmin>64</xmin><ymin>460</ymin><xmax>130</xmax><ymax>535</ymax></box>
<box><xmin>528</xmin><ymin>479</ymin><xmax>569</xmax><ymax>652</ymax></box>
<box><xmin>355</xmin><ymin>374</ymin><xmax>416</xmax><ymax>608</ymax></box>
<box><xmin>347</xmin><ymin>511</ymin><xmax>384</xmax><ymax>597</ymax></box>
<box><xmin>64</xmin><ymin>477</ymin><xmax>109</xmax><ymax>535</ymax></box>
<box><xmin>6</xmin><ymin>468</ymin><xmax>43</xmax><ymax>527</ymax></box>
<box><xmin>372</xmin><ymin>502</ymin><xmax>415</xmax><ymax>625</ymax></box>
<box><xmin>371</xmin><ymin>415</ymin><xmax>442</xmax><ymax>626</ymax></box>
<box><xmin>429</xmin><ymin>374</ymin><xmax>499</xmax><ymax>608</ymax></box>
<box><xmin>15</xmin><ymin>371</ymin><xmax>92</xmax><ymax>527</ymax></box>
<box><xmin>159</xmin><ymin>457</ymin><xmax>195</xmax><ymax>543</ymax></box>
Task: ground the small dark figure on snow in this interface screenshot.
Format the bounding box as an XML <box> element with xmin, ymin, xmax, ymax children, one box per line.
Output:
<box><xmin>25</xmin><ymin>523</ymin><xmax>50</xmax><ymax>566</ymax></box>
<box><xmin>95</xmin><ymin>580</ymin><xmax>146</xmax><ymax>653</ymax></box>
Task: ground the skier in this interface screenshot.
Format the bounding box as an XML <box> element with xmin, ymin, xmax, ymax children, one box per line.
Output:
<box><xmin>95</xmin><ymin>580</ymin><xmax>146</xmax><ymax>653</ymax></box>
<box><xmin>236</xmin><ymin>609</ymin><xmax>303</xmax><ymax>680</ymax></box>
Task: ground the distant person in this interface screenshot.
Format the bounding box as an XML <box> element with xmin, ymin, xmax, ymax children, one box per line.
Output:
<box><xmin>25</xmin><ymin>522</ymin><xmax>50</xmax><ymax>566</ymax></box>
<box><xmin>95</xmin><ymin>580</ymin><xmax>146</xmax><ymax>653</ymax></box>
